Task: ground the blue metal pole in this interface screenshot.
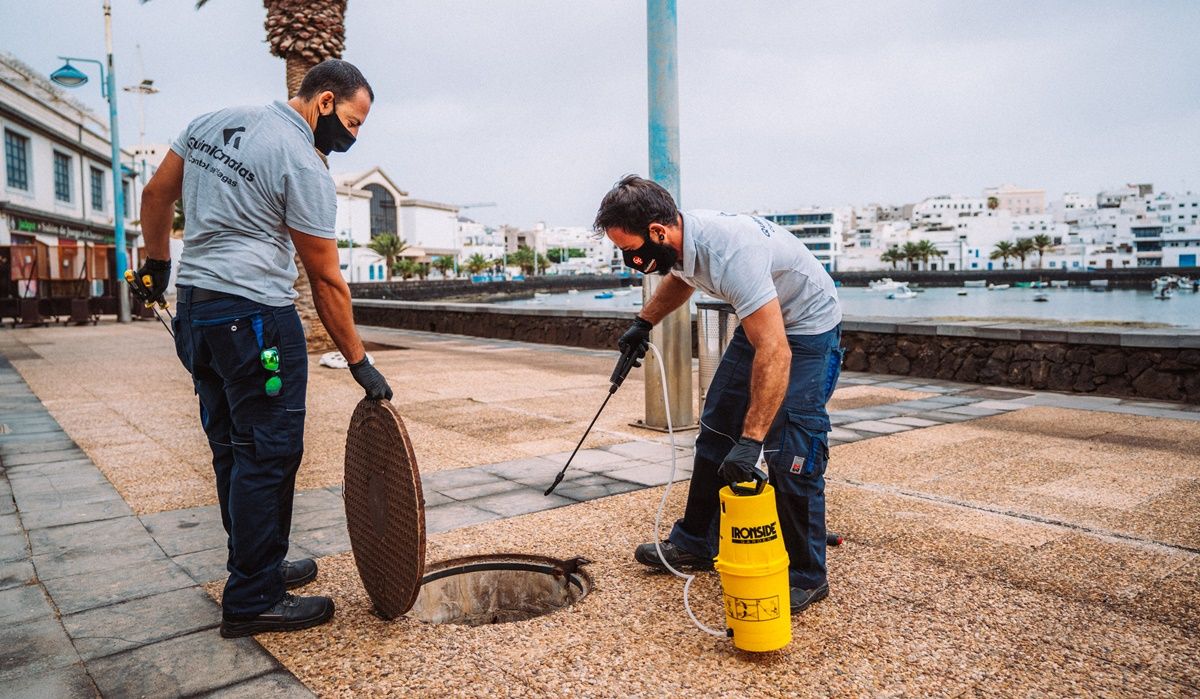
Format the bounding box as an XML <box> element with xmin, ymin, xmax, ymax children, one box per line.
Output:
<box><xmin>643</xmin><ymin>0</ymin><xmax>693</xmax><ymax>429</ymax></box>
<box><xmin>647</xmin><ymin>0</ymin><xmax>680</xmax><ymax>203</ymax></box>
<box><xmin>104</xmin><ymin>0</ymin><xmax>130</xmax><ymax>322</ymax></box>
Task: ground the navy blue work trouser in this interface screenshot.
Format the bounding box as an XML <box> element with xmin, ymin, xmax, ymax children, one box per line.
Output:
<box><xmin>669</xmin><ymin>324</ymin><xmax>843</xmax><ymax>589</ymax></box>
<box><xmin>173</xmin><ymin>286</ymin><xmax>308</xmax><ymax>617</ymax></box>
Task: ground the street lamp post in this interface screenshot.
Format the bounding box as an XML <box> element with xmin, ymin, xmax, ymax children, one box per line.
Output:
<box><xmin>50</xmin><ymin>1</ymin><xmax>129</xmax><ymax>322</ymax></box>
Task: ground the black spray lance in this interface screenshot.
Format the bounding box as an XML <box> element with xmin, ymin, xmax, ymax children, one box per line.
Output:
<box><xmin>543</xmin><ymin>345</ymin><xmax>642</xmax><ymax>496</ymax></box>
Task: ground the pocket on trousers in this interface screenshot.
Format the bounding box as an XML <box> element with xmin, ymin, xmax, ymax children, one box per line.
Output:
<box><xmin>251</xmin><ymin>407</ymin><xmax>305</xmax><ymax>460</ymax></box>
<box><xmin>200</xmin><ymin>313</ymin><xmax>271</xmax><ymax>382</ymax></box>
<box><xmin>771</xmin><ymin>411</ymin><xmax>830</xmax><ymax>481</ymax></box>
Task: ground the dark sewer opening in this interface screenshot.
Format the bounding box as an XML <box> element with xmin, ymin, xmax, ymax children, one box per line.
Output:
<box><xmin>407</xmin><ymin>554</ymin><xmax>591</xmax><ymax>626</ymax></box>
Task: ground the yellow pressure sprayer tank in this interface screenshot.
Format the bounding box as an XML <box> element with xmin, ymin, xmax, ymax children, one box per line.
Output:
<box><xmin>714</xmin><ymin>482</ymin><xmax>791</xmax><ymax>652</ymax></box>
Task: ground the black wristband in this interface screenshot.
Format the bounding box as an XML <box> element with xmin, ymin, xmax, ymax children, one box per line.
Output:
<box><xmin>633</xmin><ymin>316</ymin><xmax>654</xmax><ymax>330</ymax></box>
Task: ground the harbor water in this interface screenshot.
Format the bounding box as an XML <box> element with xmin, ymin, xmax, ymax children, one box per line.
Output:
<box><xmin>491</xmin><ymin>285</ymin><xmax>1200</xmax><ymax>328</ymax></box>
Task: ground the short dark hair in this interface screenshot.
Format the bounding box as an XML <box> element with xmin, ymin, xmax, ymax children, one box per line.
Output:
<box><xmin>297</xmin><ymin>59</ymin><xmax>374</xmax><ymax>103</ymax></box>
<box><xmin>593</xmin><ymin>174</ymin><xmax>679</xmax><ymax>235</ymax></box>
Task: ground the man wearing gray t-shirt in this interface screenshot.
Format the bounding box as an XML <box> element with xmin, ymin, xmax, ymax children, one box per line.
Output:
<box><xmin>595</xmin><ymin>175</ymin><xmax>844</xmax><ymax>614</ymax></box>
<box><xmin>135</xmin><ymin>60</ymin><xmax>391</xmax><ymax>638</ymax></box>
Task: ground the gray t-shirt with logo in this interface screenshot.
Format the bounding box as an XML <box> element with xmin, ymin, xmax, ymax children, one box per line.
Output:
<box><xmin>170</xmin><ymin>101</ymin><xmax>335</xmax><ymax>307</ymax></box>
<box><xmin>672</xmin><ymin>210</ymin><xmax>842</xmax><ymax>335</ymax></box>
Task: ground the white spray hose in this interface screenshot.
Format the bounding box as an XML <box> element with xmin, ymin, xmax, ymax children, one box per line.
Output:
<box><xmin>646</xmin><ymin>342</ymin><xmax>727</xmax><ymax>639</ymax></box>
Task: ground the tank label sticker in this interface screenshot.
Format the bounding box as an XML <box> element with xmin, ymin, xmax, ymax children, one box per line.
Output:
<box><xmin>730</xmin><ymin>522</ymin><xmax>778</xmax><ymax>544</ymax></box>
<box><xmin>725</xmin><ymin>594</ymin><xmax>782</xmax><ymax>622</ymax></box>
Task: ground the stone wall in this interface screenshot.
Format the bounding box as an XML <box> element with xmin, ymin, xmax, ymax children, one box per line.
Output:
<box><xmin>841</xmin><ymin>319</ymin><xmax>1200</xmax><ymax>402</ymax></box>
<box><xmin>351</xmin><ymin>274</ymin><xmax>638</xmax><ymax>302</ymax></box>
<box><xmin>353</xmin><ymin>300</ymin><xmax>634</xmax><ymax>350</ymax></box>
<box><xmin>352</xmin><ymin>300</ymin><xmax>1200</xmax><ymax>403</ymax></box>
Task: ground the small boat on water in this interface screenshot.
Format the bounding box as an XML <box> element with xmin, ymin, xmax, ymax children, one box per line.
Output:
<box><xmin>534</xmin><ymin>292</ymin><xmax>552</xmax><ymax>299</ymax></box>
<box><xmin>870</xmin><ymin>278</ymin><xmax>906</xmax><ymax>291</ymax></box>
<box><xmin>594</xmin><ymin>291</ymin><xmax>614</xmax><ymax>300</ymax></box>
<box><xmin>1014</xmin><ymin>281</ymin><xmax>1033</xmax><ymax>288</ymax></box>
<box><xmin>887</xmin><ymin>285</ymin><xmax>918</xmax><ymax>299</ymax></box>
<box><xmin>1033</xmin><ymin>293</ymin><xmax>1049</xmax><ymax>302</ymax></box>
<box><xmin>988</xmin><ymin>283</ymin><xmax>1010</xmax><ymax>290</ymax></box>
<box><xmin>963</xmin><ymin>280</ymin><xmax>987</xmax><ymax>288</ymax></box>
<box><xmin>1155</xmin><ymin>286</ymin><xmax>1174</xmax><ymax>300</ymax></box>
<box><xmin>1089</xmin><ymin>279</ymin><xmax>1109</xmax><ymax>292</ymax></box>
<box><xmin>1050</xmin><ymin>280</ymin><xmax>1069</xmax><ymax>288</ymax></box>
<box><xmin>957</xmin><ymin>290</ymin><xmax>968</xmax><ymax>296</ymax></box>
<box><xmin>567</xmin><ymin>289</ymin><xmax>579</xmax><ymax>295</ymax></box>
<box><xmin>613</xmin><ymin>289</ymin><xmax>633</xmax><ymax>296</ymax></box>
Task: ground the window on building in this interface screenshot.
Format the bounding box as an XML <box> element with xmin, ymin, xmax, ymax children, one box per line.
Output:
<box><xmin>53</xmin><ymin>152</ymin><xmax>72</xmax><ymax>202</ymax></box>
<box><xmin>363</xmin><ymin>184</ymin><xmax>397</xmax><ymax>237</ymax></box>
<box><xmin>5</xmin><ymin>129</ymin><xmax>30</xmax><ymax>190</ymax></box>
<box><xmin>122</xmin><ymin>180</ymin><xmax>131</xmax><ymax>219</ymax></box>
<box><xmin>90</xmin><ymin>167</ymin><xmax>105</xmax><ymax>212</ymax></box>
<box><xmin>1049</xmin><ymin>261</ymin><xmax>1057</xmax><ymax>268</ymax></box>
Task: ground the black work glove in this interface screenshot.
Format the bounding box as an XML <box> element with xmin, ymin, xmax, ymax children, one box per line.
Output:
<box><xmin>617</xmin><ymin>316</ymin><xmax>653</xmax><ymax>366</ymax></box>
<box><xmin>134</xmin><ymin>258</ymin><xmax>172</xmax><ymax>305</ymax></box>
<box><xmin>717</xmin><ymin>437</ymin><xmax>767</xmax><ymax>495</ymax></box>
<box><xmin>349</xmin><ymin>355</ymin><xmax>393</xmax><ymax>401</ymax></box>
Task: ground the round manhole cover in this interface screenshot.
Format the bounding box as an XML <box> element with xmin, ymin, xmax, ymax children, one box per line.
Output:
<box><xmin>408</xmin><ymin>554</ymin><xmax>592</xmax><ymax>626</ymax></box>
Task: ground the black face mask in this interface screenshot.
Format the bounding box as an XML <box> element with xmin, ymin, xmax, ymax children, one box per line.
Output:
<box><xmin>622</xmin><ymin>234</ymin><xmax>678</xmax><ymax>275</ymax></box>
<box><xmin>313</xmin><ymin>100</ymin><xmax>356</xmax><ymax>155</ymax></box>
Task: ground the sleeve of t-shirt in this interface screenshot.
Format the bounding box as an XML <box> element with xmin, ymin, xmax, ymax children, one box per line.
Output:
<box><xmin>169</xmin><ymin>120</ymin><xmax>193</xmax><ymax>158</ymax></box>
<box><xmin>717</xmin><ymin>245</ymin><xmax>777</xmax><ymax>319</ymax></box>
<box><xmin>282</xmin><ymin>163</ymin><xmax>337</xmax><ymax>238</ymax></box>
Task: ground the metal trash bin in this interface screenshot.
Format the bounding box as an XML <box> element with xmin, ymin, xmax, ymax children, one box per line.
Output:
<box><xmin>695</xmin><ymin>300</ymin><xmax>739</xmax><ymax>405</ymax></box>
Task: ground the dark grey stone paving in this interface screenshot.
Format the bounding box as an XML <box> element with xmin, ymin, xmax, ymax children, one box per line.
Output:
<box><xmin>0</xmin><ymin>352</ymin><xmax>309</xmax><ymax>697</ymax></box>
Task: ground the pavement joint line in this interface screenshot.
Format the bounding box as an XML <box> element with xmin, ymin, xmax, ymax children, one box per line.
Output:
<box><xmin>831</xmin><ymin>477</ymin><xmax>1200</xmax><ymax>557</ymax></box>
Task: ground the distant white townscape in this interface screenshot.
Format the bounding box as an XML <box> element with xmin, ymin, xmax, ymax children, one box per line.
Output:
<box><xmin>755</xmin><ymin>184</ymin><xmax>1199</xmax><ymax>273</ymax></box>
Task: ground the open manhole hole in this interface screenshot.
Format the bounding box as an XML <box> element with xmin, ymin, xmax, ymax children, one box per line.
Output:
<box><xmin>407</xmin><ymin>554</ymin><xmax>592</xmax><ymax>626</ymax></box>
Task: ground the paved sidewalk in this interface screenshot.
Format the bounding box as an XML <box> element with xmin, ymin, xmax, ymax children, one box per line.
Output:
<box><xmin>0</xmin><ymin>355</ymin><xmax>310</xmax><ymax>698</ymax></box>
<box><xmin>3</xmin><ymin>325</ymin><xmax>1199</xmax><ymax>696</ymax></box>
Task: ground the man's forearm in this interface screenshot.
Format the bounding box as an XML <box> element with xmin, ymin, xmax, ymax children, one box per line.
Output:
<box><xmin>741</xmin><ymin>341</ymin><xmax>791</xmax><ymax>441</ymax></box>
<box><xmin>140</xmin><ymin>192</ymin><xmax>174</xmax><ymax>260</ymax></box>
<box><xmin>638</xmin><ymin>274</ymin><xmax>694</xmax><ymax>324</ymax></box>
<box><xmin>309</xmin><ymin>277</ymin><xmax>367</xmax><ymax>364</ymax></box>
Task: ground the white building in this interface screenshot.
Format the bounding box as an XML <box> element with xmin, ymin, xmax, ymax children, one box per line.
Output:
<box><xmin>540</xmin><ymin>225</ymin><xmax>616</xmax><ymax>275</ymax></box>
<box><xmin>983</xmin><ymin>184</ymin><xmax>1046</xmax><ymax>215</ymax></box>
<box><xmin>333</xmin><ymin>167</ymin><xmax>459</xmax><ymax>282</ymax></box>
<box><xmin>758</xmin><ymin>208</ymin><xmax>844</xmax><ymax>271</ymax></box>
<box><xmin>1</xmin><ymin>52</ymin><xmax>141</xmax><ymax>270</ymax></box>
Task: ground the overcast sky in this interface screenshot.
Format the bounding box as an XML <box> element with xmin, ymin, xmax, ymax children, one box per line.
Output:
<box><xmin>4</xmin><ymin>1</ymin><xmax>1198</xmax><ymax>228</ymax></box>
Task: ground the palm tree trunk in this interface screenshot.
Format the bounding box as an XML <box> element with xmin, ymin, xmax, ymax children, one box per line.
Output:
<box><xmin>286</xmin><ymin>52</ymin><xmax>337</xmax><ymax>353</ymax></box>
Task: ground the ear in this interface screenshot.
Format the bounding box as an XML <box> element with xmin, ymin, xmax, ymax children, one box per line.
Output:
<box><xmin>648</xmin><ymin>222</ymin><xmax>667</xmax><ymax>242</ymax></box>
<box><xmin>318</xmin><ymin>90</ymin><xmax>336</xmax><ymax>115</ymax></box>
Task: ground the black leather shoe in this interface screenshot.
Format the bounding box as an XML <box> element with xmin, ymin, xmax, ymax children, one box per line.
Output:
<box><xmin>790</xmin><ymin>583</ymin><xmax>829</xmax><ymax>615</ymax></box>
<box><xmin>281</xmin><ymin>558</ymin><xmax>317</xmax><ymax>589</ymax></box>
<box><xmin>220</xmin><ymin>594</ymin><xmax>335</xmax><ymax>638</ymax></box>
<box><xmin>634</xmin><ymin>541</ymin><xmax>714</xmax><ymax>572</ymax></box>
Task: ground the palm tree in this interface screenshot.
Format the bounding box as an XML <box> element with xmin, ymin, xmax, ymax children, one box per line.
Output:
<box><xmin>919</xmin><ymin>240</ymin><xmax>947</xmax><ymax>270</ymax></box>
<box><xmin>466</xmin><ymin>253</ymin><xmax>490</xmax><ymax>275</ymax></box>
<box><xmin>1031</xmin><ymin>234</ymin><xmax>1053</xmax><ymax>268</ymax></box>
<box><xmin>1014</xmin><ymin>238</ymin><xmax>1035</xmax><ymax>270</ymax></box>
<box><xmin>990</xmin><ymin>241</ymin><xmax>1016</xmax><ymax>270</ymax></box>
<box><xmin>433</xmin><ymin>255</ymin><xmax>456</xmax><ymax>279</ymax></box>
<box><xmin>393</xmin><ymin>258</ymin><xmax>421</xmax><ymax>281</ymax></box>
<box><xmin>163</xmin><ymin>0</ymin><xmax>350</xmax><ymax>351</ymax></box>
<box><xmin>901</xmin><ymin>242</ymin><xmax>922</xmax><ymax>271</ymax></box>
<box><xmin>880</xmin><ymin>248</ymin><xmax>901</xmax><ymax>270</ymax></box>
<box><xmin>367</xmin><ymin>234</ymin><xmax>408</xmax><ymax>282</ymax></box>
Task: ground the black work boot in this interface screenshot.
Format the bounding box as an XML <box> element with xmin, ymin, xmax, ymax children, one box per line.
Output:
<box><xmin>790</xmin><ymin>583</ymin><xmax>829</xmax><ymax>615</ymax></box>
<box><xmin>634</xmin><ymin>541</ymin><xmax>714</xmax><ymax>572</ymax></box>
<box><xmin>281</xmin><ymin>558</ymin><xmax>318</xmax><ymax>590</ymax></box>
<box><xmin>220</xmin><ymin>594</ymin><xmax>335</xmax><ymax>638</ymax></box>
